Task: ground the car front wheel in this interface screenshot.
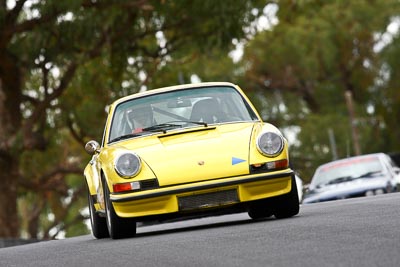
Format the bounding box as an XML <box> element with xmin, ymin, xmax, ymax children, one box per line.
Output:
<box><xmin>103</xmin><ymin>178</ymin><xmax>137</xmax><ymax>239</ymax></box>
<box><xmin>247</xmin><ymin>199</ymin><xmax>274</xmax><ymax>220</ymax></box>
<box><xmin>273</xmin><ymin>175</ymin><xmax>300</xmax><ymax>219</ymax></box>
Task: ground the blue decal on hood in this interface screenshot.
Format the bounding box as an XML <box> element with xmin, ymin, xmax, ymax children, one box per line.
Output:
<box><xmin>232</xmin><ymin>157</ymin><xmax>246</xmax><ymax>165</ymax></box>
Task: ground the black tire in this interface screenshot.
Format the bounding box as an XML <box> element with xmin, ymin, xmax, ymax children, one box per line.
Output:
<box><xmin>248</xmin><ymin>199</ymin><xmax>274</xmax><ymax>220</ymax></box>
<box><xmin>103</xmin><ymin>179</ymin><xmax>137</xmax><ymax>239</ymax></box>
<box><xmin>87</xmin><ymin>186</ymin><xmax>109</xmax><ymax>239</ymax></box>
<box><xmin>273</xmin><ymin>175</ymin><xmax>300</xmax><ymax>219</ymax></box>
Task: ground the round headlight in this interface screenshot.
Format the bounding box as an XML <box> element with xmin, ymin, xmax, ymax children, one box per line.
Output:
<box><xmin>114</xmin><ymin>153</ymin><xmax>141</xmax><ymax>178</ymax></box>
<box><xmin>257</xmin><ymin>132</ymin><xmax>284</xmax><ymax>157</ymax></box>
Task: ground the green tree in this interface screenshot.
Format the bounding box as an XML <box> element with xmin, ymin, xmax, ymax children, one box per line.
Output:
<box><xmin>239</xmin><ymin>0</ymin><xmax>400</xmax><ymax>181</ymax></box>
<box><xmin>0</xmin><ymin>0</ymin><xmax>265</xmax><ymax>238</ymax></box>
<box><xmin>378</xmin><ymin>27</ymin><xmax>400</xmax><ymax>153</ymax></box>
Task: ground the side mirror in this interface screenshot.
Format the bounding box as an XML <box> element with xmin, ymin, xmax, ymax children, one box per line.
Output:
<box><xmin>303</xmin><ymin>183</ymin><xmax>310</xmax><ymax>192</ymax></box>
<box><xmin>85</xmin><ymin>140</ymin><xmax>100</xmax><ymax>155</ymax></box>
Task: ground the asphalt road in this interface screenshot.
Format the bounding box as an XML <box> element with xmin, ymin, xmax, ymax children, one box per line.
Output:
<box><xmin>1</xmin><ymin>193</ymin><xmax>400</xmax><ymax>267</ymax></box>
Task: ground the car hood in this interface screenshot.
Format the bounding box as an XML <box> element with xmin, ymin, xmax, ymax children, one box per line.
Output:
<box><xmin>116</xmin><ymin>123</ymin><xmax>254</xmax><ymax>186</ymax></box>
<box><xmin>302</xmin><ymin>177</ymin><xmax>389</xmax><ymax>204</ymax></box>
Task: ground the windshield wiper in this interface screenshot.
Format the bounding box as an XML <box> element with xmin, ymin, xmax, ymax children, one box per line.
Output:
<box><xmin>110</xmin><ymin>121</ymin><xmax>209</xmax><ymax>142</ymax></box>
<box><xmin>316</xmin><ymin>171</ymin><xmax>383</xmax><ymax>189</ymax></box>
<box><xmin>142</xmin><ymin>123</ymin><xmax>183</xmax><ymax>133</ymax></box>
<box><xmin>185</xmin><ymin>120</ymin><xmax>208</xmax><ymax>127</ymax></box>
<box><xmin>109</xmin><ymin>133</ymin><xmax>142</xmax><ymax>143</ymax></box>
<box><xmin>326</xmin><ymin>176</ymin><xmax>354</xmax><ymax>185</ymax></box>
<box><xmin>316</xmin><ymin>176</ymin><xmax>354</xmax><ymax>188</ymax></box>
<box><xmin>161</xmin><ymin>120</ymin><xmax>208</xmax><ymax>127</ymax></box>
<box><xmin>354</xmin><ymin>171</ymin><xmax>382</xmax><ymax>179</ymax></box>
<box><xmin>143</xmin><ymin>121</ymin><xmax>208</xmax><ymax>133</ymax></box>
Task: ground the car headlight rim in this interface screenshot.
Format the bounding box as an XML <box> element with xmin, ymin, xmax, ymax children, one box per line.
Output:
<box><xmin>256</xmin><ymin>131</ymin><xmax>284</xmax><ymax>157</ymax></box>
<box><xmin>114</xmin><ymin>152</ymin><xmax>141</xmax><ymax>178</ymax></box>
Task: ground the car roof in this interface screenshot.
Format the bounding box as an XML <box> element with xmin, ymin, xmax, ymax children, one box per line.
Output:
<box><xmin>111</xmin><ymin>82</ymin><xmax>239</xmax><ymax>107</ymax></box>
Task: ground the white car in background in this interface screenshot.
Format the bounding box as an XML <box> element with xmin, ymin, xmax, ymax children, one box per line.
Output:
<box><xmin>303</xmin><ymin>153</ymin><xmax>399</xmax><ymax>204</ymax></box>
<box><xmin>390</xmin><ymin>153</ymin><xmax>400</xmax><ymax>186</ymax></box>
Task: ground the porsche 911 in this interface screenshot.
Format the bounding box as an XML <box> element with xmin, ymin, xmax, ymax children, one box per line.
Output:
<box><xmin>84</xmin><ymin>82</ymin><xmax>300</xmax><ymax>239</ymax></box>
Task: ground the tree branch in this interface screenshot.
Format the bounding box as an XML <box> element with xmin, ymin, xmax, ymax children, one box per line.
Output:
<box><xmin>66</xmin><ymin>114</ymin><xmax>86</xmax><ymax>147</ymax></box>
<box><xmin>22</xmin><ymin>62</ymin><xmax>78</xmax><ymax>150</ymax></box>
<box><xmin>6</xmin><ymin>0</ymin><xmax>27</xmax><ymax>26</ymax></box>
<box><xmin>19</xmin><ymin>166</ymin><xmax>82</xmax><ymax>193</ymax></box>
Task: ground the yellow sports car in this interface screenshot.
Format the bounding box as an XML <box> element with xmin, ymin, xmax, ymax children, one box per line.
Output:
<box><xmin>84</xmin><ymin>82</ymin><xmax>299</xmax><ymax>239</ymax></box>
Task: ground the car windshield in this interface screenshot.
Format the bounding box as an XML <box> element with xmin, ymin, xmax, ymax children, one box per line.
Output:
<box><xmin>108</xmin><ymin>86</ymin><xmax>258</xmax><ymax>143</ymax></box>
<box><xmin>311</xmin><ymin>156</ymin><xmax>384</xmax><ymax>188</ymax></box>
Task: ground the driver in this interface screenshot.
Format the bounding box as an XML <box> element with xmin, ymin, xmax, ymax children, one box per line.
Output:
<box><xmin>128</xmin><ymin>104</ymin><xmax>154</xmax><ymax>133</ymax></box>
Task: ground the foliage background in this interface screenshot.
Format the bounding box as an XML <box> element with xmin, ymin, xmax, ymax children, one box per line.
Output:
<box><xmin>0</xmin><ymin>0</ymin><xmax>399</xmax><ymax>239</ymax></box>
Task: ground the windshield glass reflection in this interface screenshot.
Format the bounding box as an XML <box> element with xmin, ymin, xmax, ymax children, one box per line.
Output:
<box><xmin>108</xmin><ymin>86</ymin><xmax>258</xmax><ymax>143</ymax></box>
<box><xmin>312</xmin><ymin>156</ymin><xmax>383</xmax><ymax>188</ymax></box>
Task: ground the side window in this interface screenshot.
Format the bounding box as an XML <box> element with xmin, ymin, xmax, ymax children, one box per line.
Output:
<box><xmin>383</xmin><ymin>155</ymin><xmax>397</xmax><ymax>176</ymax></box>
<box><xmin>389</xmin><ymin>158</ymin><xmax>398</xmax><ymax>168</ymax></box>
<box><xmin>385</xmin><ymin>155</ymin><xmax>396</xmax><ymax>168</ymax></box>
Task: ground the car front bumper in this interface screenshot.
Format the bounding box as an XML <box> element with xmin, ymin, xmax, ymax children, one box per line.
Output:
<box><xmin>109</xmin><ymin>169</ymin><xmax>294</xmax><ymax>218</ymax></box>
